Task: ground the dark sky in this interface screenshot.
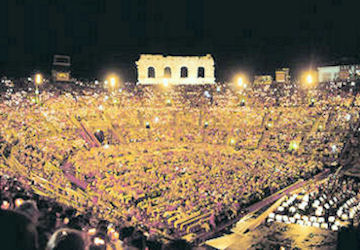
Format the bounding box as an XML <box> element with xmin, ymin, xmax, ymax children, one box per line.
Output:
<box><xmin>1</xmin><ymin>0</ymin><xmax>360</xmax><ymax>81</ymax></box>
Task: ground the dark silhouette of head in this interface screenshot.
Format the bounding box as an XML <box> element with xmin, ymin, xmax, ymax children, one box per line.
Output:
<box><xmin>46</xmin><ymin>228</ymin><xmax>85</xmax><ymax>250</ymax></box>
<box><xmin>15</xmin><ymin>200</ymin><xmax>40</xmax><ymax>223</ymax></box>
<box><xmin>162</xmin><ymin>239</ymin><xmax>192</xmax><ymax>250</ymax></box>
<box><xmin>0</xmin><ymin>209</ymin><xmax>39</xmax><ymax>250</ymax></box>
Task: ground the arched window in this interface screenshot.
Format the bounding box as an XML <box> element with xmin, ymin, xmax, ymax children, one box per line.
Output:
<box><xmin>148</xmin><ymin>67</ymin><xmax>155</xmax><ymax>78</ymax></box>
<box><xmin>198</xmin><ymin>67</ymin><xmax>205</xmax><ymax>78</ymax></box>
<box><xmin>180</xmin><ymin>67</ymin><xmax>188</xmax><ymax>78</ymax></box>
<box><xmin>164</xmin><ymin>67</ymin><xmax>171</xmax><ymax>78</ymax></box>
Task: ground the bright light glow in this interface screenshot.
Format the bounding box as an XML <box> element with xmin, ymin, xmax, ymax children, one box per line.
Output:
<box><xmin>238</xmin><ymin>77</ymin><xmax>243</xmax><ymax>86</ymax></box>
<box><xmin>216</xmin><ymin>86</ymin><xmax>221</xmax><ymax>92</ymax></box>
<box><xmin>290</xmin><ymin>141</ymin><xmax>299</xmax><ymax>151</ymax></box>
<box><xmin>104</xmin><ymin>144</ymin><xmax>109</xmax><ymax>149</ymax></box>
<box><xmin>88</xmin><ymin>228</ymin><xmax>96</xmax><ymax>236</ymax></box>
<box><xmin>345</xmin><ymin>114</ymin><xmax>351</xmax><ymax>121</ymax></box>
<box><xmin>94</xmin><ymin>237</ymin><xmax>105</xmax><ymax>246</ymax></box>
<box><xmin>163</xmin><ymin>78</ymin><xmax>169</xmax><ymax>87</ymax></box>
<box><xmin>107</xmin><ymin>227</ymin><xmax>115</xmax><ymax>236</ymax></box>
<box><xmin>98</xmin><ymin>105</ymin><xmax>104</xmax><ymax>111</ymax></box>
<box><xmin>111</xmin><ymin>231</ymin><xmax>119</xmax><ymax>241</ymax></box>
<box><xmin>105</xmin><ymin>74</ymin><xmax>120</xmax><ymax>89</ymax></box>
<box><xmin>1</xmin><ymin>200</ymin><xmax>9</xmax><ymax>210</ymax></box>
<box><xmin>331</xmin><ymin>145</ymin><xmax>337</xmax><ymax>152</ymax></box>
<box><xmin>166</xmin><ymin>99</ymin><xmax>171</xmax><ymax>105</ymax></box>
<box><xmin>204</xmin><ymin>90</ymin><xmax>211</xmax><ymax>98</ymax></box>
<box><xmin>15</xmin><ymin>198</ymin><xmax>24</xmax><ymax>207</ymax></box>
<box><xmin>154</xmin><ymin>117</ymin><xmax>159</xmax><ymax>123</ymax></box>
<box><xmin>302</xmin><ymin>71</ymin><xmax>317</xmax><ymax>88</ymax></box>
<box><xmin>110</xmin><ymin>77</ymin><xmax>116</xmax><ymax>87</ymax></box>
<box><xmin>230</xmin><ymin>138</ymin><xmax>235</xmax><ymax>145</ymax></box>
<box><xmin>35</xmin><ymin>73</ymin><xmax>43</xmax><ymax>85</ymax></box>
<box><xmin>95</xmin><ymin>80</ymin><xmax>99</xmax><ymax>85</ymax></box>
<box><xmin>306</xmin><ymin>74</ymin><xmax>313</xmax><ymax>84</ymax></box>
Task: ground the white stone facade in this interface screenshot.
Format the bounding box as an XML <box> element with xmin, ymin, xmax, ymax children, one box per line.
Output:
<box><xmin>136</xmin><ymin>54</ymin><xmax>215</xmax><ymax>85</ymax></box>
<box><xmin>317</xmin><ymin>66</ymin><xmax>340</xmax><ymax>82</ymax></box>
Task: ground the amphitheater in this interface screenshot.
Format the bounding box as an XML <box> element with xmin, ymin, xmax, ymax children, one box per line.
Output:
<box><xmin>1</xmin><ymin>67</ymin><xmax>360</xmax><ymax>249</ymax></box>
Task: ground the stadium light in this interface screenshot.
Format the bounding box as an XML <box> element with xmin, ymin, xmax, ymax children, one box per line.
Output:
<box><xmin>110</xmin><ymin>77</ymin><xmax>116</xmax><ymax>88</ymax></box>
<box><xmin>105</xmin><ymin>74</ymin><xmax>120</xmax><ymax>93</ymax></box>
<box><xmin>238</xmin><ymin>77</ymin><xmax>243</xmax><ymax>87</ymax></box>
<box><xmin>302</xmin><ymin>70</ymin><xmax>317</xmax><ymax>88</ymax></box>
<box><xmin>35</xmin><ymin>73</ymin><xmax>43</xmax><ymax>85</ymax></box>
<box><xmin>234</xmin><ymin>74</ymin><xmax>248</xmax><ymax>89</ymax></box>
<box><xmin>306</xmin><ymin>74</ymin><xmax>313</xmax><ymax>84</ymax></box>
<box><xmin>34</xmin><ymin>73</ymin><xmax>43</xmax><ymax>104</ymax></box>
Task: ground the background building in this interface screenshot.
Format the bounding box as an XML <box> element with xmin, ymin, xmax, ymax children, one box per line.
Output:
<box><xmin>275</xmin><ymin>68</ymin><xmax>290</xmax><ymax>83</ymax></box>
<box><xmin>317</xmin><ymin>66</ymin><xmax>340</xmax><ymax>82</ymax></box>
<box><xmin>317</xmin><ymin>64</ymin><xmax>360</xmax><ymax>82</ymax></box>
<box><xmin>253</xmin><ymin>75</ymin><xmax>273</xmax><ymax>85</ymax></box>
<box><xmin>136</xmin><ymin>54</ymin><xmax>215</xmax><ymax>85</ymax></box>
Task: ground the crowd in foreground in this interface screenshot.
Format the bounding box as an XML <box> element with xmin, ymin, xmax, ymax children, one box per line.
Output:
<box><xmin>0</xmin><ymin>80</ymin><xmax>360</xmax><ymax>249</ymax></box>
<box><xmin>0</xmin><ymin>174</ymin><xmax>195</xmax><ymax>250</ymax></box>
<box><xmin>268</xmin><ymin>175</ymin><xmax>360</xmax><ymax>231</ymax></box>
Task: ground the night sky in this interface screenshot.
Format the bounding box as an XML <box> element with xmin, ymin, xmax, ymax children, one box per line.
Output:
<box><xmin>1</xmin><ymin>0</ymin><xmax>360</xmax><ymax>81</ymax></box>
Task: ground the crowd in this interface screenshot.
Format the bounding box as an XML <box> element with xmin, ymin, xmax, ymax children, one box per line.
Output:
<box><xmin>267</xmin><ymin>175</ymin><xmax>360</xmax><ymax>232</ymax></box>
<box><xmin>0</xmin><ymin>80</ymin><xmax>360</xmax><ymax>249</ymax></box>
<box><xmin>0</xmin><ymin>174</ymin><xmax>194</xmax><ymax>250</ymax></box>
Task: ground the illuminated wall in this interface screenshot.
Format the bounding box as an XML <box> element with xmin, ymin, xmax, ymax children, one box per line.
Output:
<box><xmin>317</xmin><ymin>66</ymin><xmax>340</xmax><ymax>82</ymax></box>
<box><xmin>136</xmin><ymin>54</ymin><xmax>215</xmax><ymax>85</ymax></box>
<box><xmin>275</xmin><ymin>68</ymin><xmax>290</xmax><ymax>83</ymax></box>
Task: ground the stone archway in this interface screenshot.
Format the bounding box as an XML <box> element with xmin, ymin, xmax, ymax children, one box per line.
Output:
<box><xmin>180</xmin><ymin>67</ymin><xmax>188</xmax><ymax>78</ymax></box>
<box><xmin>198</xmin><ymin>67</ymin><xmax>205</xmax><ymax>78</ymax></box>
<box><xmin>148</xmin><ymin>67</ymin><xmax>155</xmax><ymax>78</ymax></box>
<box><xmin>164</xmin><ymin>67</ymin><xmax>172</xmax><ymax>78</ymax></box>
